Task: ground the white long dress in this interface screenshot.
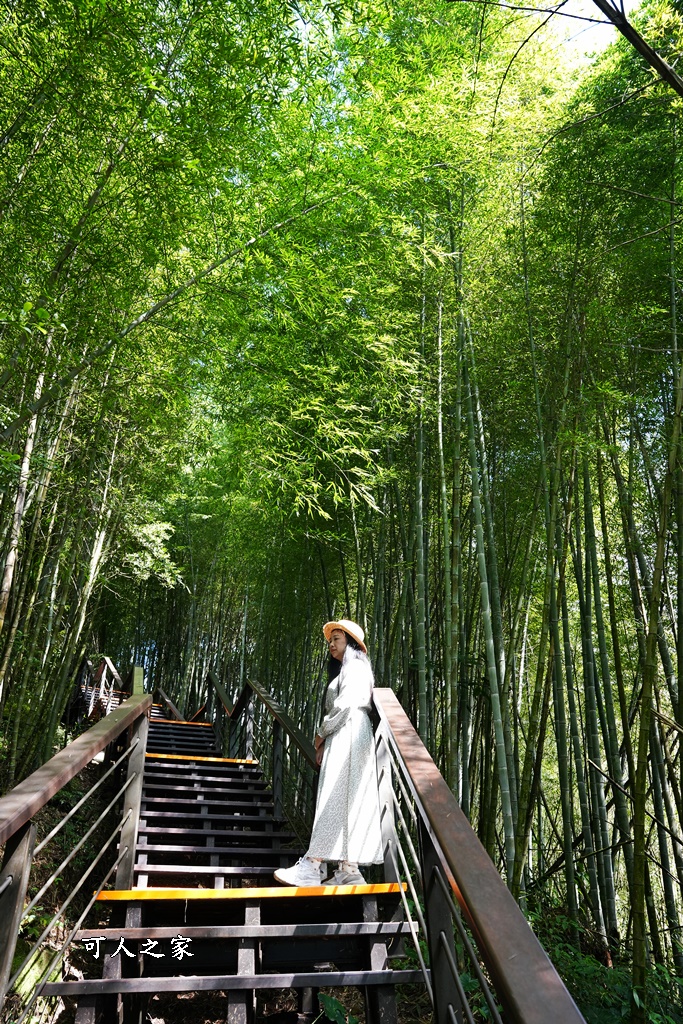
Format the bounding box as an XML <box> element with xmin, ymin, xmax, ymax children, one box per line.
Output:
<box><xmin>307</xmin><ymin>652</ymin><xmax>384</xmax><ymax>865</ymax></box>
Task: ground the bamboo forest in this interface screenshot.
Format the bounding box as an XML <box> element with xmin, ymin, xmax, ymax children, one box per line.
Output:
<box><xmin>4</xmin><ymin>0</ymin><xmax>683</xmax><ymax>1021</ymax></box>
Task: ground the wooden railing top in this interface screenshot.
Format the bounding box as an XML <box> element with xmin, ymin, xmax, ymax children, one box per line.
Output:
<box><xmin>206</xmin><ymin>669</ymin><xmax>233</xmax><ymax>715</ymax></box>
<box><xmin>157</xmin><ymin>688</ymin><xmax>184</xmax><ymax>721</ymax></box>
<box><xmin>93</xmin><ymin>656</ymin><xmax>122</xmax><ymax>686</ymax></box>
<box><xmin>209</xmin><ymin>676</ymin><xmax>317</xmax><ymax>768</ymax></box>
<box><xmin>372</xmin><ymin>687</ymin><xmax>585</xmax><ymax>1024</ymax></box>
<box><xmin>0</xmin><ymin>693</ymin><xmax>151</xmax><ymax>847</ymax></box>
<box><xmin>248</xmin><ymin>679</ymin><xmax>317</xmax><ymax>768</ymax></box>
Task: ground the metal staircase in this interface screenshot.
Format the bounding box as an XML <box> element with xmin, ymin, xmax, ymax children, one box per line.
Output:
<box><xmin>0</xmin><ymin>664</ymin><xmax>587</xmax><ymax>1024</ymax></box>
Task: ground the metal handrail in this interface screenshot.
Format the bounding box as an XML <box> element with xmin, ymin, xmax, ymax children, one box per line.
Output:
<box><xmin>0</xmin><ymin>693</ymin><xmax>150</xmax><ymax>847</ymax></box>
<box><xmin>373</xmin><ymin>687</ymin><xmax>586</xmax><ymax>1024</ymax></box>
<box><xmin>0</xmin><ymin>690</ymin><xmax>151</xmax><ymax>1015</ymax></box>
<box><xmin>212</xmin><ymin>677</ymin><xmax>584</xmax><ymax>1023</ymax></box>
<box><xmin>206</xmin><ymin>676</ymin><xmax>318</xmax><ymax>843</ymax></box>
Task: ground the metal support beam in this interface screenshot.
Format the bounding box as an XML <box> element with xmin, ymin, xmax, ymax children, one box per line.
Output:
<box><xmin>363</xmin><ymin>894</ymin><xmax>397</xmax><ymax>1024</ymax></box>
<box><xmin>419</xmin><ymin>819</ymin><xmax>466</xmax><ymax>1024</ymax></box>
<box><xmin>272</xmin><ymin>720</ymin><xmax>283</xmax><ymax>820</ymax></box>
<box><xmin>245</xmin><ymin>699</ymin><xmax>254</xmax><ymax>761</ymax></box>
<box><xmin>227</xmin><ymin>900</ymin><xmax>258</xmax><ymax>1024</ymax></box>
<box><xmin>115</xmin><ymin>714</ymin><xmax>149</xmax><ymax>890</ymax></box>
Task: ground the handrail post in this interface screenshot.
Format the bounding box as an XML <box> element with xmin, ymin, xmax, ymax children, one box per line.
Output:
<box><xmin>131</xmin><ymin>665</ymin><xmax>144</xmax><ymax>695</ymax></box>
<box><xmin>0</xmin><ymin>821</ymin><xmax>36</xmax><ymax>1009</ymax></box>
<box><xmin>272</xmin><ymin>720</ymin><xmax>283</xmax><ymax>819</ymax></box>
<box><xmin>229</xmin><ymin>717</ymin><xmax>239</xmax><ymax>758</ymax></box>
<box><xmin>419</xmin><ymin>818</ymin><xmax>467</xmax><ymax>1024</ymax></box>
<box><xmin>245</xmin><ymin>698</ymin><xmax>254</xmax><ymax>760</ymax></box>
<box><xmin>115</xmin><ymin>695</ymin><xmax>149</xmax><ymax>890</ymax></box>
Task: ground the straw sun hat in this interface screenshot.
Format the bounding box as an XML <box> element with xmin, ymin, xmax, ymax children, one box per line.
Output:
<box><xmin>323</xmin><ymin>619</ymin><xmax>367</xmax><ymax>654</ymax></box>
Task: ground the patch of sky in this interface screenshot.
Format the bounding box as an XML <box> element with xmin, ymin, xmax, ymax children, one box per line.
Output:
<box><xmin>547</xmin><ymin>0</ymin><xmax>642</xmax><ymax>62</ymax></box>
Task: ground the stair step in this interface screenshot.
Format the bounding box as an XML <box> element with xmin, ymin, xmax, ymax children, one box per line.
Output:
<box><xmin>142</xmin><ymin>783</ymin><xmax>269</xmax><ymax>798</ymax></box>
<box><xmin>44</xmin><ymin>969</ymin><xmax>425</xmax><ymax>996</ymax></box>
<box><xmin>145</xmin><ymin>753</ymin><xmax>257</xmax><ymax>765</ymax></box>
<box><xmin>137</xmin><ymin>827</ymin><xmax>296</xmax><ymax>840</ymax></box>
<box><xmin>144</xmin><ymin>772</ymin><xmax>264</xmax><ymax>786</ymax></box>
<box><xmin>142</xmin><ymin>773</ymin><xmax>267</xmax><ymax>789</ymax></box>
<box><xmin>142</xmin><ymin>792</ymin><xmax>271</xmax><ymax>806</ymax></box>
<box><xmin>97</xmin><ymin>883</ymin><xmax>406</xmax><ymax>901</ymax></box>
<box><xmin>133</xmin><ymin>864</ymin><xmax>277</xmax><ymax>876</ymax></box>
<box><xmin>136</xmin><ymin>844</ymin><xmax>302</xmax><ymax>856</ymax></box>
<box><xmin>147</xmin><ymin>744</ymin><xmax>217</xmax><ymax>750</ymax></box>
<box><xmin>149</xmin><ymin>720</ymin><xmax>214</xmax><ymax>728</ymax></box>
<box><xmin>77</xmin><ymin>922</ymin><xmax>416</xmax><ymax>941</ymax></box>
<box><xmin>139</xmin><ymin>811</ymin><xmax>281</xmax><ymax>825</ymax></box>
<box><xmin>146</xmin><ymin>750</ymin><xmax>220</xmax><ymax>757</ymax></box>
<box><xmin>141</xmin><ymin>802</ymin><xmax>274</xmax><ymax>815</ymax></box>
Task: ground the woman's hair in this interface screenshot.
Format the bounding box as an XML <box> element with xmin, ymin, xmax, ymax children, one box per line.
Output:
<box><xmin>328</xmin><ymin>629</ymin><xmax>371</xmax><ymax>681</ymax></box>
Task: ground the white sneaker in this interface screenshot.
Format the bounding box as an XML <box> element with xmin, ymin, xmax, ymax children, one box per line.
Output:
<box><xmin>324</xmin><ymin>867</ymin><xmax>366</xmax><ymax>886</ymax></box>
<box><xmin>274</xmin><ymin>858</ymin><xmax>324</xmax><ymax>887</ymax></box>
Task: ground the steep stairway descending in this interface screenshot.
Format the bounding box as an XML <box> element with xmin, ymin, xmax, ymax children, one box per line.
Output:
<box><xmin>44</xmin><ymin>712</ymin><xmax>421</xmax><ymax>1023</ymax></box>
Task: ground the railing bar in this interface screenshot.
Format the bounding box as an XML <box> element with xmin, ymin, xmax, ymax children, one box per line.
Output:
<box><xmin>9</xmin><ymin>815</ymin><xmax>129</xmax><ymax>989</ymax></box>
<box><xmin>33</xmin><ymin>738</ymin><xmax>139</xmax><ymax>856</ymax></box>
<box><xmin>392</xmin><ymin>833</ymin><xmax>429</xmax><ymax>935</ymax></box>
<box><xmin>386</xmin><ymin>840</ymin><xmax>433</xmax><ymax>1005</ymax></box>
<box><xmin>447</xmin><ymin>1004</ymin><xmax>459</xmax><ymax>1024</ymax></box>
<box><xmin>438</xmin><ymin>931</ymin><xmax>478</xmax><ymax>1024</ymax></box>
<box><xmin>0</xmin><ymin>874</ymin><xmax>12</xmax><ymax>898</ymax></box>
<box><xmin>391</xmin><ymin>790</ymin><xmax>422</xmax><ymax>875</ymax></box>
<box><xmin>13</xmin><ymin>843</ymin><xmax>129</xmax><ymax>1024</ymax></box>
<box><xmin>22</xmin><ymin>774</ymin><xmax>136</xmax><ymax>918</ymax></box>
<box><xmin>383</xmin><ymin>743</ymin><xmax>419</xmax><ymax>826</ymax></box>
<box><xmin>432</xmin><ymin>867</ymin><xmax>504</xmax><ymax>1023</ymax></box>
<box><xmin>379</xmin><ymin>724</ymin><xmax>418</xmax><ymax>800</ymax></box>
<box><xmin>0</xmin><ymin>694</ymin><xmax>150</xmax><ymax>849</ymax></box>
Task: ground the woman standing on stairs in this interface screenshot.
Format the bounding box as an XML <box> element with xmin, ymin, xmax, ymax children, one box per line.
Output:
<box><xmin>274</xmin><ymin>619</ymin><xmax>384</xmax><ymax>887</ymax></box>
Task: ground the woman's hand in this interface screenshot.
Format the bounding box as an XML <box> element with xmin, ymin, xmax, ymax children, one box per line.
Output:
<box><xmin>315</xmin><ymin>735</ymin><xmax>325</xmax><ymax>767</ymax></box>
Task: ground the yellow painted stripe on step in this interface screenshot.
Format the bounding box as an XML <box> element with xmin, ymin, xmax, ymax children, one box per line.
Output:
<box><xmin>150</xmin><ymin>719</ymin><xmax>214</xmax><ymax>727</ymax></box>
<box><xmin>96</xmin><ymin>883</ymin><xmax>407</xmax><ymax>901</ymax></box>
<box><xmin>144</xmin><ymin>752</ymin><xmax>258</xmax><ymax>764</ymax></box>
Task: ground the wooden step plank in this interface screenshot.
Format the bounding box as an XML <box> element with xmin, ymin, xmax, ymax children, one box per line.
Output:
<box><xmin>147</xmin><ymin>742</ymin><xmax>217</xmax><ymax>747</ymax></box>
<box><xmin>97</xmin><ymin>883</ymin><xmax>407</xmax><ymax>901</ymax></box>
<box><xmin>143</xmin><ymin>775</ymin><xmax>264</xmax><ymax>787</ymax></box>
<box><xmin>145</xmin><ymin>749</ymin><xmax>220</xmax><ymax>757</ymax></box>
<box><xmin>136</xmin><ymin>845</ymin><xmax>302</xmax><ymax>856</ymax></box>
<box><xmin>145</xmin><ymin>761</ymin><xmax>261</xmax><ymax>772</ymax></box>
<box><xmin>142</xmin><ymin>783</ymin><xmax>270</xmax><ymax>797</ymax></box>
<box><xmin>139</xmin><ymin>811</ymin><xmax>281</xmax><ymax>824</ymax></box>
<box><xmin>146</xmin><ymin>732</ymin><xmax>217</xmax><ymax>739</ymax></box>
<box><xmin>77</xmin><ymin>922</ymin><xmax>416</xmax><ymax>941</ymax></box>
<box><xmin>149</xmin><ymin>720</ymin><xmax>215</xmax><ymax>728</ymax></box>
<box><xmin>141</xmin><ymin>792</ymin><xmax>271</xmax><ymax>803</ymax></box>
<box><xmin>141</xmin><ymin>797</ymin><xmax>273</xmax><ymax>809</ymax></box>
<box><xmin>142</xmin><ymin>774</ymin><xmax>267</xmax><ymax>789</ymax></box>
<box><xmin>43</xmin><ymin>969</ymin><xmax>425</xmax><ymax>996</ymax></box>
<box><xmin>144</xmin><ymin>767</ymin><xmax>263</xmax><ymax>780</ymax></box>
<box><xmin>145</xmin><ymin>753</ymin><xmax>258</xmax><ymax>765</ymax></box>
<box><xmin>137</xmin><ymin>827</ymin><xmax>296</xmax><ymax>840</ymax></box>
<box><xmin>133</xmin><ymin>864</ymin><xmax>276</xmax><ymax>876</ymax></box>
